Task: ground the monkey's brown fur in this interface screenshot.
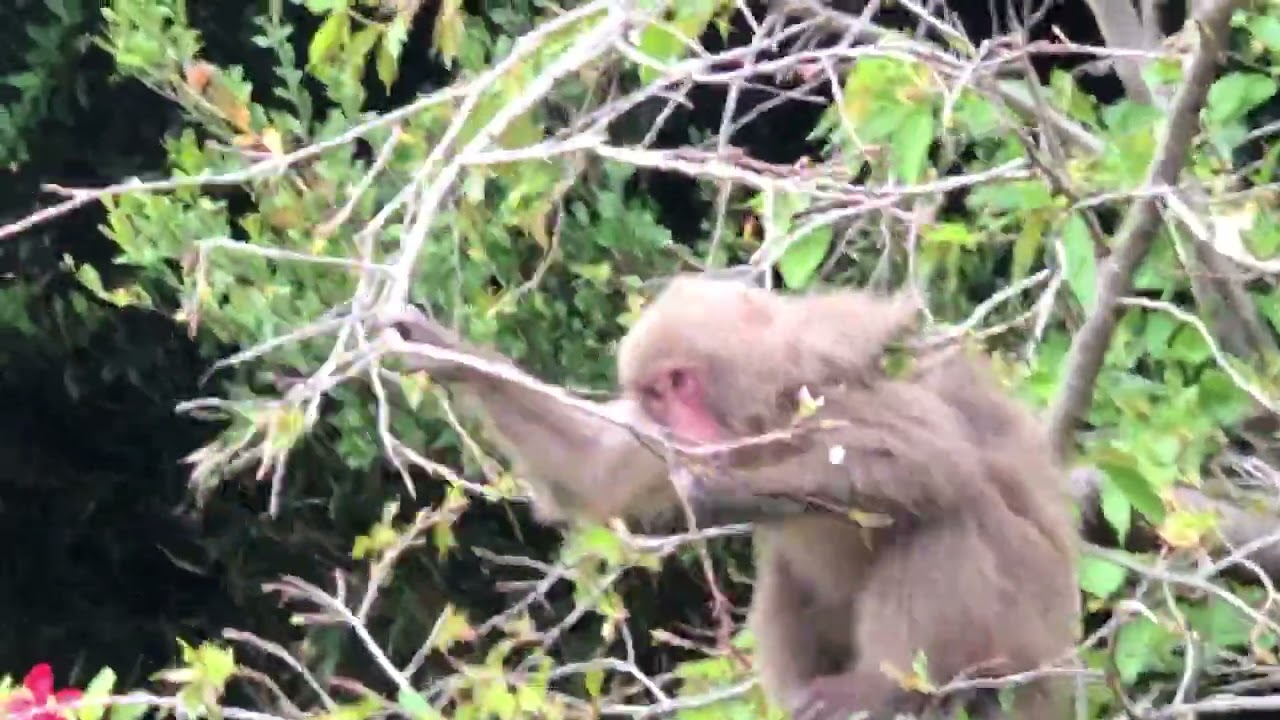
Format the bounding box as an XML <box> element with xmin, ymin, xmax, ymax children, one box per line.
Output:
<box><xmin>382</xmin><ymin>275</ymin><xmax>1080</xmax><ymax>720</ymax></box>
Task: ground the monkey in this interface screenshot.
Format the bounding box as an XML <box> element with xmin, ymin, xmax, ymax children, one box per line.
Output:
<box><xmin>375</xmin><ymin>274</ymin><xmax>1080</xmax><ymax>720</ymax></box>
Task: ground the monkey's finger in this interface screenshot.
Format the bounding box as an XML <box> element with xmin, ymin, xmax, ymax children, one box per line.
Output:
<box><xmin>371</xmin><ymin>305</ymin><xmax>460</xmax><ymax>350</ymax></box>
<box><xmin>370</xmin><ymin>303</ymin><xmax>430</xmax><ymax>333</ymax></box>
<box><xmin>792</xmin><ymin>698</ymin><xmax>826</xmax><ymax>720</ymax></box>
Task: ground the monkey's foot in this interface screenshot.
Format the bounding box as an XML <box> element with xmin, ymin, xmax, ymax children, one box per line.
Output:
<box><xmin>788</xmin><ymin>677</ymin><xmax>870</xmax><ymax>720</ymax></box>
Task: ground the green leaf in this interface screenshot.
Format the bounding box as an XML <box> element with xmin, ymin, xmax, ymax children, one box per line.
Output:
<box><xmin>635</xmin><ymin>24</ymin><xmax>682</xmax><ymax>84</ymax></box>
<box><xmin>1197</xmin><ymin>368</ymin><xmax>1251</xmax><ymax>426</ymax></box>
<box><xmin>921</xmin><ymin>222</ymin><xmax>979</xmax><ymax>248</ymax></box>
<box><xmin>1100</xmin><ymin>102</ymin><xmax>1161</xmax><ymax>184</ymax></box>
<box><xmin>45</xmin><ymin>0</ymin><xmax>69</xmax><ymax>22</ymax></box>
<box><xmin>891</xmin><ymin>108</ymin><xmax>934</xmax><ymax>184</ymax></box>
<box><xmin>428</xmin><ymin>605</ymin><xmax>473</xmax><ymax>651</ymax></box>
<box><xmin>76</xmin><ymin>667</ymin><xmax>117</xmax><ymax>720</ymax></box>
<box><xmin>952</xmin><ymin>90</ymin><xmax>1001</xmax><ymax>136</ymax></box>
<box><xmin>1207</xmin><ymin>72</ymin><xmax>1278</xmax><ymax>125</ymax></box>
<box><xmin>569</xmin><ymin>261</ymin><xmax>612</xmax><ymax>286</ymax></box>
<box><xmin>1259</xmin><ymin>294</ymin><xmax>1280</xmax><ymax>336</ymax></box>
<box><xmin>755</xmin><ymin>190</ymin><xmax>833</xmax><ymax>290</ymax></box>
<box><xmin>432</xmin><ymin>0</ymin><xmax>464</xmax><ymax>68</ymax></box>
<box><xmin>349</xmin><ymin>25</ymin><xmax>381</xmax><ymax>64</ymax></box>
<box><xmin>561</xmin><ymin>524</ymin><xmax>627</xmax><ymax>565</ymax></box>
<box><xmin>1114</xmin><ymin>618</ymin><xmax>1168</xmax><ymax>684</ymax></box>
<box><xmin>1096</xmin><ymin>451</ymin><xmax>1165</xmax><ymax>523</ymax></box>
<box><xmin>479</xmin><ymin>682</ymin><xmax>518</xmax><ymax>719</ymax></box>
<box><xmin>1142</xmin><ymin>312</ymin><xmax>1178</xmax><ymax>358</ymax></box>
<box><xmin>585</xmin><ymin>667</ymin><xmax>605</xmax><ymax>698</ymax></box>
<box><xmin>1049</xmin><ymin>68</ymin><xmax>1099</xmax><ymax>125</ymax></box>
<box><xmin>1077</xmin><ymin>556</ymin><xmax>1128</xmax><ymax>599</ymax></box>
<box><xmin>308</xmin><ymin>10</ymin><xmax>350</xmax><ymax>69</ymax></box>
<box><xmin>1011</xmin><ymin>212</ymin><xmax>1045</xmax><ymax>283</ymax></box>
<box><xmin>635</xmin><ymin>4</ymin><xmax>715</xmax><ymax>85</ymax></box>
<box><xmin>1168</xmin><ymin>325</ymin><xmax>1213</xmax><ymax>365</ymax></box>
<box><xmin>966</xmin><ymin>179</ymin><xmax>1053</xmax><ymax>213</ymax></box>
<box><xmin>1185</xmin><ymin>597</ymin><xmax>1253</xmax><ymax>655</ymax></box>
<box><xmin>1244</xmin><ymin>216</ymin><xmax>1280</xmax><ymax>258</ymax></box>
<box><xmin>398</xmin><ymin>688</ymin><xmax>441</xmax><ymax>719</ymax></box>
<box><xmin>857</xmin><ymin>102</ymin><xmax>913</xmax><ymax>144</ymax></box>
<box><xmin>1061</xmin><ymin>213</ymin><xmax>1096</xmax><ymax>313</ymax></box>
<box><xmin>1099</xmin><ymin>479</ymin><xmax>1132</xmax><ymax>544</ymax></box>
<box><xmin>1249</xmin><ymin>15</ymin><xmax>1280</xmax><ymax>51</ymax></box>
<box><xmin>777</xmin><ymin>227</ymin><xmax>833</xmax><ymax>289</ymax></box>
<box><xmin>1143</xmin><ymin>57</ymin><xmax>1185</xmax><ymax>89</ymax></box>
<box><xmin>378</xmin><ymin>17</ymin><xmax>408</xmax><ymax>89</ymax></box>
<box><xmin>1133</xmin><ymin>239</ymin><xmax>1180</xmax><ymax>291</ymax></box>
<box><xmin>107</xmin><ymin>704</ymin><xmax>150</xmax><ymax>720</ymax></box>
<box><xmin>1146</xmin><ymin>433</ymin><xmax>1182</xmax><ymax>466</ymax></box>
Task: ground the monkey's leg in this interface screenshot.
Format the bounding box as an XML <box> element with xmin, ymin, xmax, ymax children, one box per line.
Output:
<box><xmin>853</xmin><ymin>527</ymin><xmax>1003</xmax><ymax>716</ymax></box>
<box><xmin>790</xmin><ymin>667</ymin><xmax>913</xmax><ymax>720</ymax></box>
<box><xmin>749</xmin><ymin>548</ymin><xmax>850</xmax><ymax>709</ymax></box>
<box><xmin>814</xmin><ymin>518</ymin><xmax>1068</xmax><ymax>720</ymax></box>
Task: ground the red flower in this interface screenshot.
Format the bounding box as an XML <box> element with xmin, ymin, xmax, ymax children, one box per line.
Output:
<box><xmin>3</xmin><ymin>664</ymin><xmax>82</xmax><ymax>720</ymax></box>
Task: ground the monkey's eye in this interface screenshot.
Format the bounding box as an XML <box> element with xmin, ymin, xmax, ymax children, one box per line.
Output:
<box><xmin>670</xmin><ymin>368</ymin><xmax>696</xmax><ymax>394</ymax></box>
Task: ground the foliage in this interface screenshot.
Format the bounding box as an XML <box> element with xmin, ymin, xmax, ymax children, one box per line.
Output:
<box><xmin>0</xmin><ymin>0</ymin><xmax>94</xmax><ymax>168</ymax></box>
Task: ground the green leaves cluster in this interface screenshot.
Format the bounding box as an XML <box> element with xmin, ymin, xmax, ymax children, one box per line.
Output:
<box><xmin>90</xmin><ymin>0</ymin><xmax>691</xmax><ymax>484</ymax></box>
<box><xmin>0</xmin><ymin>0</ymin><xmax>92</xmax><ymax>167</ymax></box>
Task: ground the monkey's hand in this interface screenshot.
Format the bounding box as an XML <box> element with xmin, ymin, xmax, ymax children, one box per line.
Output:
<box><xmin>671</xmin><ymin>464</ymin><xmax>828</xmax><ymax>526</ymax></box>
<box><xmin>374</xmin><ymin>304</ymin><xmax>463</xmax><ymax>350</ymax></box>
<box><xmin>788</xmin><ymin>677</ymin><xmax>867</xmax><ymax>720</ymax></box>
<box><xmin>789</xmin><ymin>670</ymin><xmax>914</xmax><ymax>720</ymax></box>
<box><xmin>372</xmin><ymin>304</ymin><xmax>475</xmax><ymax>380</ymax></box>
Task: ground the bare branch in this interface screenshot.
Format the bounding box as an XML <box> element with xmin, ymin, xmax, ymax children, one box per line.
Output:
<box><xmin>1080</xmin><ymin>0</ymin><xmax>1160</xmax><ymax>104</ymax></box>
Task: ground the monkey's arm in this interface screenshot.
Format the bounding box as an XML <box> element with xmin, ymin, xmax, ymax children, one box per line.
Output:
<box><xmin>377</xmin><ymin>306</ymin><xmax>847</xmax><ymax>527</ymax></box>
<box><xmin>477</xmin><ymin>391</ymin><xmax>681</xmax><ymax>523</ymax></box>
<box><xmin>686</xmin><ymin>381</ymin><xmax>999</xmax><ymax>521</ymax></box>
<box><xmin>378</xmin><ymin>306</ymin><xmax>683</xmax><ymax>524</ymax></box>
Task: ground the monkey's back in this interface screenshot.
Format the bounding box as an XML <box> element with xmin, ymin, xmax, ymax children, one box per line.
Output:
<box><xmin>915</xmin><ymin>347</ymin><xmax>1081</xmax><ymax>716</ymax></box>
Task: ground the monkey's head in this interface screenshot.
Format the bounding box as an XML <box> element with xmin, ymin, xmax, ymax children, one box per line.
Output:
<box><xmin>616</xmin><ymin>274</ymin><xmax>921</xmax><ymax>443</ymax></box>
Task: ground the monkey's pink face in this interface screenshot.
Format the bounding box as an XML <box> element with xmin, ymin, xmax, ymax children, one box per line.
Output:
<box><xmin>636</xmin><ymin>365</ymin><xmax>725</xmax><ymax>444</ymax></box>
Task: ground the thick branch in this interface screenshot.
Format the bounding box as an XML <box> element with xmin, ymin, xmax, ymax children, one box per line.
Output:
<box><xmin>1046</xmin><ymin>0</ymin><xmax>1246</xmax><ymax>460</ymax></box>
<box><xmin>1078</xmin><ymin>0</ymin><xmax>1275</xmax><ymax>364</ymax></box>
<box><xmin>1080</xmin><ymin>0</ymin><xmax>1159</xmax><ymax>104</ymax></box>
<box><xmin>1070</xmin><ymin>466</ymin><xmax>1280</xmax><ymax>583</ymax></box>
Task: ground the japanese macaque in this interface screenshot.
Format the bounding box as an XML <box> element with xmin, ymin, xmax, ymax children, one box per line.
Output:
<box><xmin>377</xmin><ymin>274</ymin><xmax>1080</xmax><ymax>720</ymax></box>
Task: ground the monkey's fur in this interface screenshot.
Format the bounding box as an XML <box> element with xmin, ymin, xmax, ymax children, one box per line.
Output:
<box><xmin>380</xmin><ymin>275</ymin><xmax>1080</xmax><ymax>720</ymax></box>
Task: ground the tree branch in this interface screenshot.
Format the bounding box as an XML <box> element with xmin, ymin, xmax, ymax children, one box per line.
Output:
<box><xmin>1080</xmin><ymin>0</ymin><xmax>1160</xmax><ymax>104</ymax></box>
<box><xmin>1070</xmin><ymin>466</ymin><xmax>1280</xmax><ymax>584</ymax></box>
<box><xmin>1046</xmin><ymin>0</ymin><xmax>1247</xmax><ymax>459</ymax></box>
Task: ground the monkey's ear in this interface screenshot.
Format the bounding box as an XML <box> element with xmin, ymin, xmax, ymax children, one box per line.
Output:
<box><xmin>884</xmin><ymin>291</ymin><xmax>926</xmax><ymax>329</ymax></box>
<box><xmin>636</xmin><ymin>275</ymin><xmax>674</xmax><ymax>299</ymax></box>
<box><xmin>703</xmin><ymin>264</ymin><xmax>767</xmax><ymax>288</ymax></box>
<box><xmin>889</xmin><ymin>289</ymin><xmax>924</xmax><ymax>311</ymax></box>
<box><xmin>735</xmin><ymin>285</ymin><xmax>777</xmax><ymax>326</ymax></box>
<box><xmin>638</xmin><ymin>266</ymin><xmax>764</xmax><ymax>298</ymax></box>
<box><xmin>826</xmin><ymin>290</ymin><xmax>925</xmax><ymax>366</ymax></box>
